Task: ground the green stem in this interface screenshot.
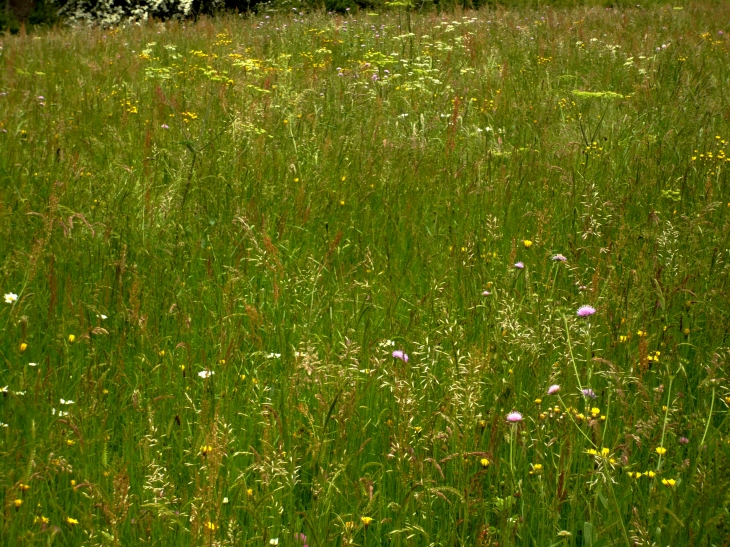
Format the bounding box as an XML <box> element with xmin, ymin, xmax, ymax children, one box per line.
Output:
<box><xmin>563</xmin><ymin>315</ymin><xmax>583</xmax><ymax>392</ymax></box>
<box><xmin>700</xmin><ymin>386</ymin><xmax>715</xmax><ymax>448</ymax></box>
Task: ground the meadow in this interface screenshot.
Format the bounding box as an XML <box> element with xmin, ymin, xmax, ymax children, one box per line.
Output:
<box><xmin>1</xmin><ymin>3</ymin><xmax>730</xmax><ymax>546</ymax></box>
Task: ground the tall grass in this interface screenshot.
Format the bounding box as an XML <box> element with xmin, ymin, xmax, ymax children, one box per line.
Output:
<box><xmin>1</xmin><ymin>3</ymin><xmax>729</xmax><ymax>546</ymax></box>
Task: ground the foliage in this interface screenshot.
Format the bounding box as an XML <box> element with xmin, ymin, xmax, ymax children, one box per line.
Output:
<box><xmin>1</xmin><ymin>3</ymin><xmax>730</xmax><ymax>546</ymax></box>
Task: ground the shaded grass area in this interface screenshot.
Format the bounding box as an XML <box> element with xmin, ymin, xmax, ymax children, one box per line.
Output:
<box><xmin>1</xmin><ymin>4</ymin><xmax>730</xmax><ymax>546</ymax></box>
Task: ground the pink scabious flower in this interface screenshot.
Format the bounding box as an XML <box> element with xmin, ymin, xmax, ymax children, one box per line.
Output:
<box><xmin>514</xmin><ymin>262</ymin><xmax>524</xmax><ymax>269</ymax></box>
<box><xmin>482</xmin><ymin>290</ymin><xmax>491</xmax><ymax>296</ymax></box>
<box><xmin>547</xmin><ymin>384</ymin><xmax>560</xmax><ymax>395</ymax></box>
<box><xmin>581</xmin><ymin>388</ymin><xmax>596</xmax><ymax>399</ymax></box>
<box><xmin>506</xmin><ymin>411</ymin><xmax>523</xmax><ymax>423</ymax></box>
<box><xmin>551</xmin><ymin>254</ymin><xmax>567</xmax><ymax>262</ymax></box>
<box><xmin>392</xmin><ymin>350</ymin><xmax>409</xmax><ymax>363</ymax></box>
<box><xmin>577</xmin><ymin>305</ymin><xmax>596</xmax><ymax>317</ymax></box>
<box><xmin>679</xmin><ymin>437</ymin><xmax>689</xmax><ymax>445</ymax></box>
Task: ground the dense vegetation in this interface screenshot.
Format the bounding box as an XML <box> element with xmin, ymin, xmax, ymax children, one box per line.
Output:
<box><xmin>1</xmin><ymin>3</ymin><xmax>730</xmax><ymax>546</ymax></box>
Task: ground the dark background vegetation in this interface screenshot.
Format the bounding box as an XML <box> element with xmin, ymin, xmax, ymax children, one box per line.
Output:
<box><xmin>2</xmin><ymin>0</ymin><xmax>678</xmax><ymax>34</ymax></box>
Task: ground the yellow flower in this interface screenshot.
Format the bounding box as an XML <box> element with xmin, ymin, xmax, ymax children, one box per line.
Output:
<box><xmin>19</xmin><ymin>483</ymin><xmax>30</xmax><ymax>491</ymax></box>
<box><xmin>591</xmin><ymin>407</ymin><xmax>600</xmax><ymax>417</ymax></box>
<box><xmin>534</xmin><ymin>398</ymin><xmax>542</xmax><ymax>404</ymax></box>
<box><xmin>646</xmin><ymin>471</ymin><xmax>656</xmax><ymax>478</ymax></box>
<box><xmin>68</xmin><ymin>334</ymin><xmax>76</xmax><ymax>343</ymax></box>
<box><xmin>480</xmin><ymin>458</ymin><xmax>490</xmax><ymax>468</ymax></box>
<box><xmin>586</xmin><ymin>449</ymin><xmax>598</xmax><ymax>456</ymax></box>
<box><xmin>201</xmin><ymin>445</ymin><xmax>213</xmax><ymax>456</ymax></box>
<box><xmin>20</xmin><ymin>342</ymin><xmax>28</xmax><ymax>352</ymax></box>
<box><xmin>662</xmin><ymin>478</ymin><xmax>676</xmax><ymax>487</ymax></box>
<box><xmin>66</xmin><ymin>517</ymin><xmax>79</xmax><ymax>525</ymax></box>
<box><xmin>619</xmin><ymin>335</ymin><xmax>628</xmax><ymax>343</ymax></box>
<box><xmin>204</xmin><ymin>521</ymin><xmax>217</xmax><ymax>531</ymax></box>
<box><xmin>159</xmin><ymin>350</ymin><xmax>165</xmax><ymax>356</ymax></box>
<box><xmin>361</xmin><ymin>516</ymin><xmax>373</xmax><ymax>526</ymax></box>
<box><xmin>600</xmin><ymin>448</ymin><xmax>610</xmax><ymax>457</ymax></box>
<box><xmin>523</xmin><ymin>240</ymin><xmax>533</xmax><ymax>248</ymax></box>
<box><xmin>67</xmin><ymin>439</ymin><xmax>75</xmax><ymax>446</ymax></box>
<box><xmin>532</xmin><ymin>463</ymin><xmax>543</xmax><ymax>472</ymax></box>
<box><xmin>13</xmin><ymin>499</ymin><xmax>23</xmax><ymax>508</ymax></box>
<box><xmin>246</xmin><ymin>488</ymin><xmax>253</xmax><ymax>497</ymax></box>
<box><xmin>34</xmin><ymin>515</ymin><xmax>49</xmax><ymax>524</ymax></box>
<box><xmin>655</xmin><ymin>447</ymin><xmax>667</xmax><ymax>456</ymax></box>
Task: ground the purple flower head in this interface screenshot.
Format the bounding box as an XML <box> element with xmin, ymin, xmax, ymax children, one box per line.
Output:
<box><xmin>506</xmin><ymin>411</ymin><xmax>523</xmax><ymax>423</ymax></box>
<box><xmin>161</xmin><ymin>124</ymin><xmax>169</xmax><ymax>129</ymax></box>
<box><xmin>392</xmin><ymin>350</ymin><xmax>409</xmax><ymax>363</ymax></box>
<box><xmin>294</xmin><ymin>533</ymin><xmax>308</xmax><ymax>547</ymax></box>
<box><xmin>581</xmin><ymin>388</ymin><xmax>596</xmax><ymax>399</ymax></box>
<box><xmin>547</xmin><ymin>384</ymin><xmax>560</xmax><ymax>395</ymax></box>
<box><xmin>514</xmin><ymin>262</ymin><xmax>524</xmax><ymax>269</ymax></box>
<box><xmin>371</xmin><ymin>74</ymin><xmax>379</xmax><ymax>82</ymax></box>
<box><xmin>482</xmin><ymin>290</ymin><xmax>491</xmax><ymax>296</ymax></box>
<box><xmin>551</xmin><ymin>254</ymin><xmax>567</xmax><ymax>262</ymax></box>
<box><xmin>679</xmin><ymin>436</ymin><xmax>689</xmax><ymax>445</ymax></box>
<box><xmin>37</xmin><ymin>95</ymin><xmax>45</xmax><ymax>100</ymax></box>
<box><xmin>577</xmin><ymin>305</ymin><xmax>596</xmax><ymax>317</ymax></box>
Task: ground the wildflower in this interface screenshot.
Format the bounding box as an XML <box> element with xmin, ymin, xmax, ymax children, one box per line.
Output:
<box><xmin>523</xmin><ymin>240</ymin><xmax>533</xmax><ymax>248</ymax></box>
<box><xmin>161</xmin><ymin>124</ymin><xmax>169</xmax><ymax>129</ymax></box>
<box><xmin>646</xmin><ymin>471</ymin><xmax>656</xmax><ymax>478</ymax></box>
<box><xmin>601</xmin><ymin>448</ymin><xmax>610</xmax><ymax>457</ymax></box>
<box><xmin>532</xmin><ymin>463</ymin><xmax>543</xmax><ymax>473</ymax></box>
<box><xmin>514</xmin><ymin>262</ymin><xmax>525</xmax><ymax>269</ymax></box>
<box><xmin>361</xmin><ymin>516</ymin><xmax>373</xmax><ymax>526</ymax></box>
<box><xmin>29</xmin><ymin>362</ymin><xmax>37</xmax><ymax>367</ymax></box>
<box><xmin>551</xmin><ymin>254</ymin><xmax>567</xmax><ymax>262</ymax></box>
<box><xmin>34</xmin><ymin>515</ymin><xmax>49</xmax><ymax>525</ymax></box>
<box><xmin>480</xmin><ymin>457</ymin><xmax>490</xmax><ymax>468</ymax></box>
<box><xmin>201</xmin><ymin>445</ymin><xmax>213</xmax><ymax>456</ymax></box>
<box><xmin>4</xmin><ymin>292</ymin><xmax>18</xmax><ymax>304</ymax></box>
<box><xmin>655</xmin><ymin>447</ymin><xmax>667</xmax><ymax>455</ymax></box>
<box><xmin>246</xmin><ymin>488</ymin><xmax>253</xmax><ymax>496</ymax></box>
<box><xmin>577</xmin><ymin>305</ymin><xmax>596</xmax><ymax>317</ymax></box>
<box><xmin>661</xmin><ymin>478</ymin><xmax>676</xmax><ymax>487</ymax></box>
<box><xmin>19</xmin><ymin>483</ymin><xmax>29</xmax><ymax>491</ymax></box>
<box><xmin>204</xmin><ymin>521</ymin><xmax>217</xmax><ymax>531</ymax></box>
<box><xmin>619</xmin><ymin>335</ymin><xmax>628</xmax><ymax>342</ymax></box>
<box><xmin>66</xmin><ymin>517</ymin><xmax>79</xmax><ymax>525</ymax></box>
<box><xmin>534</xmin><ymin>398</ymin><xmax>542</xmax><ymax>404</ymax></box>
<box><xmin>198</xmin><ymin>370</ymin><xmax>214</xmax><ymax>379</ymax></box>
<box><xmin>14</xmin><ymin>499</ymin><xmax>23</xmax><ymax>508</ymax></box>
<box><xmin>590</xmin><ymin>407</ymin><xmax>600</xmax><ymax>417</ymax></box>
<box><xmin>679</xmin><ymin>436</ymin><xmax>689</xmax><ymax>445</ymax></box>
<box><xmin>506</xmin><ymin>411</ymin><xmax>523</xmax><ymax>423</ymax></box>
<box><xmin>548</xmin><ymin>384</ymin><xmax>560</xmax><ymax>395</ymax></box>
<box><xmin>581</xmin><ymin>388</ymin><xmax>597</xmax><ymax>399</ymax></box>
<box><xmin>586</xmin><ymin>449</ymin><xmax>598</xmax><ymax>456</ymax></box>
<box><xmin>482</xmin><ymin>290</ymin><xmax>491</xmax><ymax>296</ymax></box>
<box><xmin>294</xmin><ymin>533</ymin><xmax>308</xmax><ymax>546</ymax></box>
<box><xmin>20</xmin><ymin>342</ymin><xmax>27</xmax><ymax>352</ymax></box>
<box><xmin>68</xmin><ymin>334</ymin><xmax>75</xmax><ymax>343</ymax></box>
<box><xmin>392</xmin><ymin>350</ymin><xmax>409</xmax><ymax>363</ymax></box>
<box><xmin>270</xmin><ymin>539</ymin><xmax>279</xmax><ymax>545</ymax></box>
<box><xmin>628</xmin><ymin>471</ymin><xmax>642</xmax><ymax>479</ymax></box>
<box><xmin>60</xmin><ymin>398</ymin><xmax>74</xmax><ymax>405</ymax></box>
<box><xmin>558</xmin><ymin>531</ymin><xmax>572</xmax><ymax>538</ymax></box>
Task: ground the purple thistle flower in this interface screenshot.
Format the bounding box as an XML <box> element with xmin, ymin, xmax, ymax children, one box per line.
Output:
<box><xmin>577</xmin><ymin>305</ymin><xmax>596</xmax><ymax>317</ymax></box>
<box><xmin>514</xmin><ymin>262</ymin><xmax>524</xmax><ymax>269</ymax></box>
<box><xmin>547</xmin><ymin>384</ymin><xmax>560</xmax><ymax>395</ymax></box>
<box><xmin>551</xmin><ymin>254</ymin><xmax>567</xmax><ymax>262</ymax></box>
<box><xmin>392</xmin><ymin>350</ymin><xmax>409</xmax><ymax>363</ymax></box>
<box><xmin>506</xmin><ymin>411</ymin><xmax>523</xmax><ymax>423</ymax></box>
<box><xmin>581</xmin><ymin>388</ymin><xmax>596</xmax><ymax>399</ymax></box>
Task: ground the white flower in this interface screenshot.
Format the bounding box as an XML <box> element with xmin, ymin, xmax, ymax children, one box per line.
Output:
<box><xmin>270</xmin><ymin>539</ymin><xmax>279</xmax><ymax>546</ymax></box>
<box><xmin>99</xmin><ymin>314</ymin><xmax>108</xmax><ymax>320</ymax></box>
<box><xmin>52</xmin><ymin>408</ymin><xmax>68</xmax><ymax>417</ymax></box>
<box><xmin>222</xmin><ymin>497</ymin><xmax>229</xmax><ymax>504</ymax></box>
<box><xmin>4</xmin><ymin>292</ymin><xmax>18</xmax><ymax>304</ymax></box>
<box><xmin>60</xmin><ymin>398</ymin><xmax>74</xmax><ymax>405</ymax></box>
<box><xmin>29</xmin><ymin>362</ymin><xmax>37</xmax><ymax>367</ymax></box>
<box><xmin>1</xmin><ymin>386</ymin><xmax>8</xmax><ymax>394</ymax></box>
<box><xmin>266</xmin><ymin>353</ymin><xmax>281</xmax><ymax>359</ymax></box>
<box><xmin>0</xmin><ymin>422</ymin><xmax>8</xmax><ymax>428</ymax></box>
<box><xmin>198</xmin><ymin>370</ymin><xmax>214</xmax><ymax>379</ymax></box>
